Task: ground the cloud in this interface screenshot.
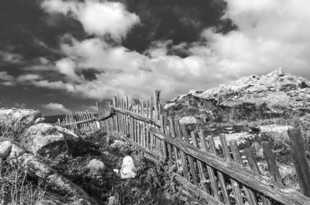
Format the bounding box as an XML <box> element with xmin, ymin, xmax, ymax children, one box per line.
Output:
<box><xmin>17</xmin><ymin>74</ymin><xmax>41</xmax><ymax>82</ymax></box>
<box><xmin>42</xmin><ymin>0</ymin><xmax>140</xmax><ymax>41</ymax></box>
<box><xmin>0</xmin><ymin>71</ymin><xmax>15</xmax><ymax>86</ymax></box>
<box><xmin>30</xmin><ymin>0</ymin><xmax>310</xmax><ymax>101</ymax></box>
<box><xmin>0</xmin><ymin>50</ymin><xmax>24</xmax><ymax>64</ymax></box>
<box><xmin>43</xmin><ymin>102</ymin><xmax>71</xmax><ymax>113</ymax></box>
<box><xmin>55</xmin><ymin>58</ymin><xmax>80</xmax><ymax>81</ymax></box>
<box><xmin>199</xmin><ymin>0</ymin><xmax>310</xmax><ymax>78</ymax></box>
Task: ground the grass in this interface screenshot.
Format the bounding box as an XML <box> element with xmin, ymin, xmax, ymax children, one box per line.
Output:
<box><xmin>0</xmin><ymin>159</ymin><xmax>46</xmax><ymax>205</ymax></box>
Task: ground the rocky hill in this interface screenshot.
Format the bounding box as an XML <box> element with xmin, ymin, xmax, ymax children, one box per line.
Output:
<box><xmin>165</xmin><ymin>69</ymin><xmax>310</xmax><ymax>122</ymax></box>
<box><xmin>164</xmin><ymin>69</ymin><xmax>310</xmax><ymax>136</ymax></box>
<box><xmin>164</xmin><ymin>69</ymin><xmax>310</xmax><ymax>189</ymax></box>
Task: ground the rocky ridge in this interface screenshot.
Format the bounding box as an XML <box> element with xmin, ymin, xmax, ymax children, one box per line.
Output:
<box><xmin>164</xmin><ymin>69</ymin><xmax>310</xmax><ymax>189</ymax></box>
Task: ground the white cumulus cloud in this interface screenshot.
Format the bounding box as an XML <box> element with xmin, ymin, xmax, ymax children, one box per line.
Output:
<box><xmin>43</xmin><ymin>102</ymin><xmax>71</xmax><ymax>113</ymax></box>
<box><xmin>42</xmin><ymin>0</ymin><xmax>140</xmax><ymax>41</ymax></box>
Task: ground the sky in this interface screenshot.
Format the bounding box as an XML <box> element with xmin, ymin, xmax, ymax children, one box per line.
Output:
<box><xmin>1</xmin><ymin>0</ymin><xmax>310</xmax><ymax>115</ymax></box>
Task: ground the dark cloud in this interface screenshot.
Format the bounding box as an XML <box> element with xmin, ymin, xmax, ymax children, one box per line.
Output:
<box><xmin>0</xmin><ymin>0</ymin><xmax>86</xmax><ymax>61</ymax></box>
<box><xmin>79</xmin><ymin>69</ymin><xmax>101</xmax><ymax>81</ymax></box>
<box><xmin>117</xmin><ymin>0</ymin><xmax>236</xmax><ymax>52</ymax></box>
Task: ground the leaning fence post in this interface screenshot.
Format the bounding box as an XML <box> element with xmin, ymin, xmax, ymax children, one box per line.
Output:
<box><xmin>154</xmin><ymin>90</ymin><xmax>161</xmax><ymax>123</ymax></box>
<box><xmin>287</xmin><ymin>126</ymin><xmax>310</xmax><ymax>197</ymax></box>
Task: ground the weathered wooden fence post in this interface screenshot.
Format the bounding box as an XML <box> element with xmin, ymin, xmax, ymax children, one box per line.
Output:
<box><xmin>288</xmin><ymin>126</ymin><xmax>310</xmax><ymax>197</ymax></box>
<box><xmin>154</xmin><ymin>90</ymin><xmax>161</xmax><ymax>123</ymax></box>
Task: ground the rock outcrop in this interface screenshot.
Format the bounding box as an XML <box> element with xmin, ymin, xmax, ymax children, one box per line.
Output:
<box><xmin>19</xmin><ymin>123</ymin><xmax>80</xmax><ymax>154</ymax></box>
<box><xmin>0</xmin><ymin>108</ymin><xmax>42</xmax><ymax>137</ymax></box>
<box><xmin>165</xmin><ymin>69</ymin><xmax>310</xmax><ymax>135</ymax></box>
<box><xmin>0</xmin><ymin>140</ymin><xmax>98</xmax><ymax>205</ymax></box>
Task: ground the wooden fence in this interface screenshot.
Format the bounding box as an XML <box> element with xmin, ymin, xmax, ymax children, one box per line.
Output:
<box><xmin>58</xmin><ymin>91</ymin><xmax>310</xmax><ymax>205</ymax></box>
<box><xmin>56</xmin><ymin>111</ymin><xmax>100</xmax><ymax>134</ymax></box>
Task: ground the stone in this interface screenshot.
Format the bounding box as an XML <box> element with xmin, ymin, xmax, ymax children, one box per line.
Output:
<box><xmin>35</xmin><ymin>200</ymin><xmax>58</xmax><ymax>205</ymax></box>
<box><xmin>86</xmin><ymin>159</ymin><xmax>105</xmax><ymax>175</ymax></box>
<box><xmin>19</xmin><ymin>123</ymin><xmax>79</xmax><ymax>154</ymax></box>
<box><xmin>0</xmin><ymin>140</ymin><xmax>12</xmax><ymax>159</ymax></box>
<box><xmin>2</xmin><ymin>141</ymin><xmax>98</xmax><ymax>205</ymax></box>
<box><xmin>120</xmin><ymin>155</ymin><xmax>136</xmax><ymax>179</ymax></box>
<box><xmin>107</xmin><ymin>196</ymin><xmax>118</xmax><ymax>205</ymax></box>
<box><xmin>0</xmin><ymin>108</ymin><xmax>41</xmax><ymax>135</ymax></box>
<box><xmin>7</xmin><ymin>143</ymin><xmax>25</xmax><ymax>160</ymax></box>
<box><xmin>179</xmin><ymin>116</ymin><xmax>198</xmax><ymax>124</ymax></box>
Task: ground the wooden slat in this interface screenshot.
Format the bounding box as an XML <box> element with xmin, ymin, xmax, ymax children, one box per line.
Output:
<box><xmin>186</xmin><ymin>154</ymin><xmax>199</xmax><ymax>185</ymax></box>
<box><xmin>231</xmin><ymin>180</ymin><xmax>243</xmax><ymax>205</ymax></box>
<box><xmin>111</xmin><ymin>106</ymin><xmax>159</xmax><ymax>127</ymax></box>
<box><xmin>262</xmin><ymin>141</ymin><xmax>282</xmax><ymax>185</ymax></box>
<box><xmin>173</xmin><ymin>174</ymin><xmax>225</xmax><ymax>205</ymax></box>
<box><xmin>150</xmin><ymin>128</ymin><xmax>310</xmax><ymax>205</ymax></box>
<box><xmin>218</xmin><ymin>171</ymin><xmax>231</xmax><ymax>205</ymax></box>
<box><xmin>190</xmin><ymin>131</ymin><xmax>208</xmax><ymax>191</ymax></box>
<box><xmin>229</xmin><ymin>141</ymin><xmax>243</xmax><ymax>165</ymax></box>
<box><xmin>288</xmin><ymin>127</ymin><xmax>310</xmax><ymax>197</ymax></box>
<box><xmin>244</xmin><ymin>146</ymin><xmax>260</xmax><ymax>174</ymax></box>
<box><xmin>243</xmin><ymin>187</ymin><xmax>258</xmax><ymax>205</ymax></box>
<box><xmin>218</xmin><ymin>135</ymin><xmax>232</xmax><ymax>205</ymax></box>
<box><xmin>205</xmin><ymin>135</ymin><xmax>221</xmax><ymax>201</ymax></box>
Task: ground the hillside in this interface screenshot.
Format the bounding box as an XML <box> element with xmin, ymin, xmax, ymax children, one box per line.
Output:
<box><xmin>163</xmin><ymin>69</ymin><xmax>310</xmax><ymax>189</ymax></box>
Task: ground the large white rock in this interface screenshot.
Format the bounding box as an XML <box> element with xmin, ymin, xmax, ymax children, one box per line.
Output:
<box><xmin>179</xmin><ymin>116</ymin><xmax>198</xmax><ymax>124</ymax></box>
<box><xmin>19</xmin><ymin>123</ymin><xmax>79</xmax><ymax>154</ymax></box>
<box><xmin>0</xmin><ymin>140</ymin><xmax>12</xmax><ymax>159</ymax></box>
<box><xmin>120</xmin><ymin>155</ymin><xmax>136</xmax><ymax>179</ymax></box>
<box><xmin>86</xmin><ymin>159</ymin><xmax>105</xmax><ymax>175</ymax></box>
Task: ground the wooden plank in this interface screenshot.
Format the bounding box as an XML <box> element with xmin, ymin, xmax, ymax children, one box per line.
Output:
<box><xmin>244</xmin><ymin>146</ymin><xmax>260</xmax><ymax>174</ymax></box>
<box><xmin>218</xmin><ymin>171</ymin><xmax>231</xmax><ymax>205</ymax></box>
<box><xmin>154</xmin><ymin>90</ymin><xmax>160</xmax><ymax>122</ymax></box>
<box><xmin>243</xmin><ymin>187</ymin><xmax>258</xmax><ymax>205</ymax></box>
<box><xmin>229</xmin><ymin>141</ymin><xmax>243</xmax><ymax>165</ymax></box>
<box><xmin>125</xmin><ymin>96</ymin><xmax>129</xmax><ymax>135</ymax></box>
<box><xmin>206</xmin><ymin>165</ymin><xmax>220</xmax><ymax>201</ymax></box>
<box><xmin>112</xmin><ymin>106</ymin><xmax>159</xmax><ymax>127</ymax></box>
<box><xmin>229</xmin><ymin>140</ymin><xmax>257</xmax><ymax>205</ymax></box>
<box><xmin>231</xmin><ymin>180</ymin><xmax>243</xmax><ymax>205</ymax></box>
<box><xmin>262</xmin><ymin>141</ymin><xmax>282</xmax><ymax>185</ymax></box>
<box><xmin>219</xmin><ymin>135</ymin><xmax>231</xmax><ymax>161</ymax></box>
<box><xmin>179</xmin><ymin>148</ymin><xmax>190</xmax><ymax>180</ymax></box>
<box><xmin>198</xmin><ymin>131</ymin><xmax>220</xmax><ymax>200</ymax></box>
<box><xmin>217</xmin><ymin>135</ymin><xmax>232</xmax><ymax>205</ymax></box>
<box><xmin>150</xmin><ymin>128</ymin><xmax>310</xmax><ymax>205</ymax></box>
<box><xmin>186</xmin><ymin>154</ymin><xmax>199</xmax><ymax>185</ymax></box>
<box><xmin>190</xmin><ymin>131</ymin><xmax>208</xmax><ymax>191</ymax></box>
<box><xmin>180</xmin><ymin>123</ymin><xmax>191</xmax><ymax>143</ymax></box>
<box><xmin>173</xmin><ymin>174</ymin><xmax>225</xmax><ymax>205</ymax></box>
<box><xmin>288</xmin><ymin>127</ymin><xmax>310</xmax><ymax>197</ymax></box>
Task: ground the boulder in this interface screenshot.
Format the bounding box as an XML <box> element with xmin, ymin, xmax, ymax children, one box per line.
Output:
<box><xmin>179</xmin><ymin>116</ymin><xmax>199</xmax><ymax>124</ymax></box>
<box><xmin>19</xmin><ymin>123</ymin><xmax>79</xmax><ymax>154</ymax></box>
<box><xmin>120</xmin><ymin>155</ymin><xmax>136</xmax><ymax>179</ymax></box>
<box><xmin>107</xmin><ymin>196</ymin><xmax>119</xmax><ymax>205</ymax></box>
<box><xmin>165</xmin><ymin>70</ymin><xmax>310</xmax><ymax>124</ymax></box>
<box><xmin>4</xmin><ymin>143</ymin><xmax>98</xmax><ymax>205</ymax></box>
<box><xmin>86</xmin><ymin>159</ymin><xmax>105</xmax><ymax>175</ymax></box>
<box><xmin>0</xmin><ymin>108</ymin><xmax>41</xmax><ymax>136</ymax></box>
<box><xmin>0</xmin><ymin>140</ymin><xmax>12</xmax><ymax>159</ymax></box>
<box><xmin>35</xmin><ymin>200</ymin><xmax>58</xmax><ymax>205</ymax></box>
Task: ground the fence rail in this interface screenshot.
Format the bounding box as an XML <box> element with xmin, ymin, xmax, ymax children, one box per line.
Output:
<box><xmin>57</xmin><ymin>91</ymin><xmax>310</xmax><ymax>205</ymax></box>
